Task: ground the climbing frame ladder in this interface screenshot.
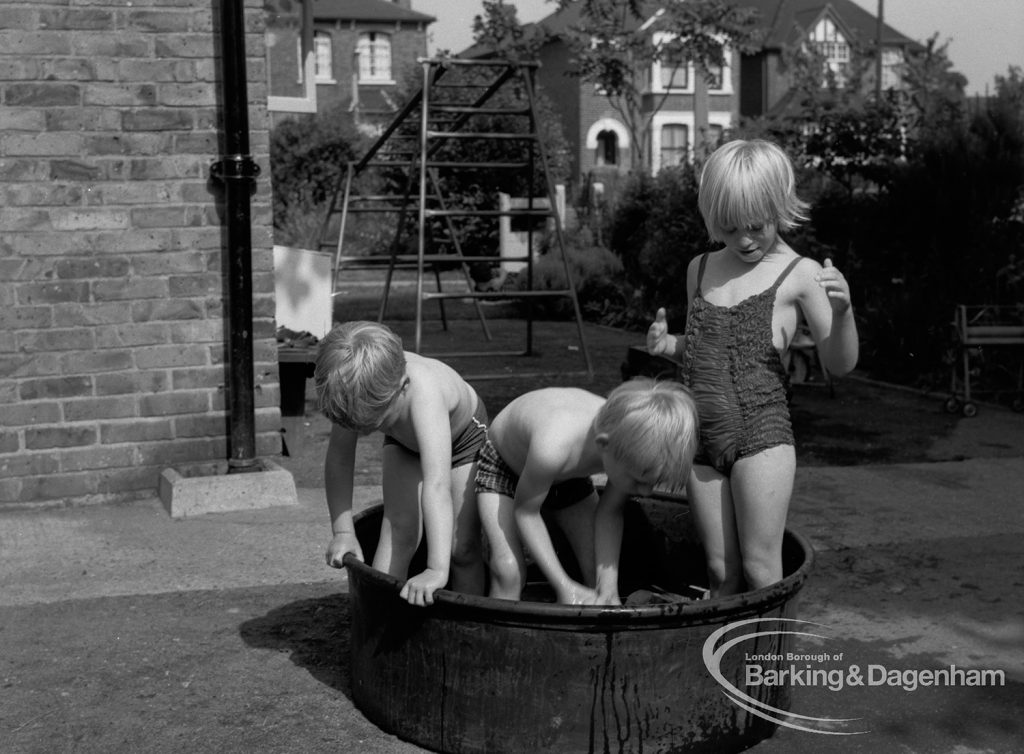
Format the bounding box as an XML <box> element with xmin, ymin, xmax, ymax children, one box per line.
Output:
<box><xmin>316</xmin><ymin>56</ymin><xmax>593</xmax><ymax>380</ymax></box>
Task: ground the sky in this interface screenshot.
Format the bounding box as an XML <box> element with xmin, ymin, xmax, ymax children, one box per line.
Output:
<box><xmin>411</xmin><ymin>0</ymin><xmax>1024</xmax><ymax>96</ymax></box>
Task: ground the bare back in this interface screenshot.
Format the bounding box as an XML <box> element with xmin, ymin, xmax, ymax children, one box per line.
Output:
<box><xmin>487</xmin><ymin>387</ymin><xmax>605</xmax><ymax>481</ymax></box>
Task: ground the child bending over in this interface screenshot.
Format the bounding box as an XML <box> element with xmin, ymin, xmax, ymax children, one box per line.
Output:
<box><xmin>647</xmin><ymin>138</ymin><xmax>859</xmax><ymax>596</ymax></box>
<box><xmin>475</xmin><ymin>378</ymin><xmax>698</xmax><ymax>606</ymax></box>
<box><xmin>314</xmin><ymin>321</ymin><xmax>487</xmax><ymax>606</ymax></box>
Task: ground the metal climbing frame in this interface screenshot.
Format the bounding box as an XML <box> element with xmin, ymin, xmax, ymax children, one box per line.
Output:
<box><xmin>317</xmin><ymin>56</ymin><xmax>593</xmax><ymax>380</ymax></box>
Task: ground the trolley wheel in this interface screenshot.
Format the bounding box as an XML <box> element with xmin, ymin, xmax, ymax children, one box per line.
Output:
<box><xmin>1012</xmin><ymin>397</ymin><xmax>1024</xmax><ymax>413</ymax></box>
<box><xmin>962</xmin><ymin>402</ymin><xmax>978</xmax><ymax>418</ymax></box>
<box><xmin>944</xmin><ymin>396</ymin><xmax>962</xmax><ymax>414</ymax></box>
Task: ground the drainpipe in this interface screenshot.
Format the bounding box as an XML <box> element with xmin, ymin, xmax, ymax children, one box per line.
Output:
<box><xmin>211</xmin><ymin>0</ymin><xmax>261</xmax><ymax>472</ymax></box>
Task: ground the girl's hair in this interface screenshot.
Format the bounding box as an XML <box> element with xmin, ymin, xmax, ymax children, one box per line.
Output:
<box><xmin>698</xmin><ymin>139</ymin><xmax>809</xmax><ymax>241</ymax></box>
<box><xmin>313</xmin><ymin>321</ymin><xmax>406</xmax><ymax>429</ymax></box>
<box><xmin>593</xmin><ymin>378</ymin><xmax>699</xmax><ymax>493</ymax></box>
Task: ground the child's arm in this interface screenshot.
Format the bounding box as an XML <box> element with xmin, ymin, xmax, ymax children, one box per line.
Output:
<box><xmin>324</xmin><ymin>424</ymin><xmax>363</xmax><ymax>568</ymax></box>
<box><xmin>515</xmin><ymin>445</ymin><xmax>599</xmax><ymax>606</ymax></box>
<box><xmin>592</xmin><ymin>483</ymin><xmax>630</xmax><ymax>605</ymax></box>
<box><xmin>646</xmin><ymin>257</ymin><xmax>700</xmax><ymax>359</ymax></box>
<box><xmin>804</xmin><ymin>258</ymin><xmax>859</xmax><ymax>376</ymax></box>
<box><xmin>399</xmin><ymin>389</ymin><xmax>456</xmax><ymax>607</ymax></box>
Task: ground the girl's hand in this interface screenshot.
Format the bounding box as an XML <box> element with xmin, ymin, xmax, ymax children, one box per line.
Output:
<box><xmin>646</xmin><ymin>308</ymin><xmax>672</xmax><ymax>356</ymax></box>
<box><xmin>816</xmin><ymin>259</ymin><xmax>853</xmax><ymax>314</ymax></box>
<box><xmin>325</xmin><ymin>531</ymin><xmax>363</xmax><ymax>569</ymax></box>
<box><xmin>400</xmin><ymin>567</ymin><xmax>448</xmax><ymax>607</ymax></box>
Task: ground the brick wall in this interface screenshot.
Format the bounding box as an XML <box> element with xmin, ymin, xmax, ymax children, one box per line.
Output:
<box><xmin>0</xmin><ymin>0</ymin><xmax>281</xmax><ymax>506</ymax></box>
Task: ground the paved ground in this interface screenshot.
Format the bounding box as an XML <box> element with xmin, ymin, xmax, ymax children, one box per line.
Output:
<box><xmin>2</xmin><ymin>376</ymin><xmax>1023</xmax><ymax>752</ymax></box>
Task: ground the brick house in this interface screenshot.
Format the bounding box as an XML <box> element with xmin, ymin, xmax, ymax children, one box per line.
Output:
<box><xmin>265</xmin><ymin>0</ymin><xmax>434</xmax><ymax>129</ymax></box>
<box><xmin>513</xmin><ymin>0</ymin><xmax>918</xmax><ymax>183</ymax></box>
<box><xmin>0</xmin><ymin>0</ymin><xmax>280</xmax><ymax>506</ymax></box>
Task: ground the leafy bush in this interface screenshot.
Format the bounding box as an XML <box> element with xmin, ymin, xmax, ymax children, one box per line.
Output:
<box><xmin>606</xmin><ymin>165</ymin><xmax>713</xmax><ymax>328</ymax></box>
<box><xmin>269</xmin><ymin>104</ymin><xmax>364</xmax><ymax>247</ymax></box>
<box><xmin>512</xmin><ymin>226</ymin><xmax>628</xmax><ymax>320</ymax></box>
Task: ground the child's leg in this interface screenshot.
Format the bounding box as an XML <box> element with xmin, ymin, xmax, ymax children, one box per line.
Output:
<box><xmin>730</xmin><ymin>445</ymin><xmax>795</xmax><ymax>590</ymax></box>
<box><xmin>477</xmin><ymin>491</ymin><xmax>526</xmax><ymax>600</ymax></box>
<box><xmin>449</xmin><ymin>461</ymin><xmax>485</xmax><ymax>595</ymax></box>
<box><xmin>373</xmin><ymin>442</ymin><xmax>424</xmax><ymax>580</ymax></box>
<box><xmin>687</xmin><ymin>465</ymin><xmax>744</xmax><ymax>596</ymax></box>
<box><xmin>546</xmin><ymin>491</ymin><xmax>600</xmax><ymax>587</ymax></box>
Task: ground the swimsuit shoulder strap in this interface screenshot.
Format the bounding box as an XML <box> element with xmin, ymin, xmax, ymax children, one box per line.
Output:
<box><xmin>771</xmin><ymin>255</ymin><xmax>805</xmax><ymax>291</ymax></box>
<box><xmin>694</xmin><ymin>253</ymin><xmax>711</xmax><ymax>296</ymax></box>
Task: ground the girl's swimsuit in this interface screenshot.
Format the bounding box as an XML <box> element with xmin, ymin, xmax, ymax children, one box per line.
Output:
<box><xmin>680</xmin><ymin>253</ymin><xmax>804</xmax><ymax>473</ymax></box>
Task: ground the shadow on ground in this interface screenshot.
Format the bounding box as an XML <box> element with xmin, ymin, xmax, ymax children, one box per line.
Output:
<box><xmin>239</xmin><ymin>592</ymin><xmax>353</xmax><ymax>699</ymax></box>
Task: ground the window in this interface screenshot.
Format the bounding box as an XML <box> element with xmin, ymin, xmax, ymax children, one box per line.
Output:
<box><xmin>809</xmin><ymin>17</ymin><xmax>850</xmax><ymax>87</ymax></box>
<box><xmin>705</xmin><ymin>62</ymin><xmax>724</xmax><ymax>91</ymax></box>
<box><xmin>596</xmin><ymin>130</ymin><xmax>618</xmax><ymax>166</ymax></box>
<box><xmin>660</xmin><ymin>124</ymin><xmax>689</xmax><ymax>167</ymax></box>
<box><xmin>660</xmin><ymin>48</ymin><xmax>690</xmax><ymax>90</ymax></box>
<box><xmin>653</xmin><ymin>32</ymin><xmax>731</xmax><ymax>94</ymax></box>
<box><xmin>881</xmin><ymin>47</ymin><xmax>904</xmax><ymax>90</ymax></box>
<box><xmin>357</xmin><ymin>32</ymin><xmax>392</xmax><ymax>82</ymax></box>
<box><xmin>652</xmin><ymin>32</ymin><xmax>694</xmax><ymax>93</ymax></box>
<box><xmin>313</xmin><ymin>31</ymin><xmax>333</xmax><ymax>82</ymax></box>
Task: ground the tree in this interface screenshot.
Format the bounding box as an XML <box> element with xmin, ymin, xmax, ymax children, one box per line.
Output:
<box><xmin>470</xmin><ymin>0</ymin><xmax>551</xmax><ymax>61</ymax></box>
<box><xmin>555</xmin><ymin>0</ymin><xmax>761</xmax><ymax>170</ymax></box>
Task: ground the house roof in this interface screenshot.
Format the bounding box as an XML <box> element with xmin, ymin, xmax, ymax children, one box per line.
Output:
<box><xmin>313</xmin><ymin>0</ymin><xmax>434</xmax><ymax>24</ymax></box>
<box><xmin>740</xmin><ymin>0</ymin><xmax>918</xmax><ymax>50</ymax></box>
<box><xmin>515</xmin><ymin>0</ymin><xmax>917</xmax><ymax>51</ymax></box>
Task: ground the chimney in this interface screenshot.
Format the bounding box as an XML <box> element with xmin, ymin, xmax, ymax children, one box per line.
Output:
<box><xmin>393</xmin><ymin>0</ymin><xmax>412</xmax><ymax>9</ymax></box>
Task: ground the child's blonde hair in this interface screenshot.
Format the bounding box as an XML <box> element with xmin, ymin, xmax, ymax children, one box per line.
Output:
<box><xmin>314</xmin><ymin>321</ymin><xmax>406</xmax><ymax>430</ymax></box>
<box><xmin>698</xmin><ymin>139</ymin><xmax>809</xmax><ymax>241</ymax></box>
<box><xmin>594</xmin><ymin>378</ymin><xmax>699</xmax><ymax>492</ymax></box>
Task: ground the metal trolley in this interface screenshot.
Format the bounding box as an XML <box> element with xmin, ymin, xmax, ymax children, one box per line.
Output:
<box><xmin>946</xmin><ymin>305</ymin><xmax>1024</xmax><ymax>417</ymax></box>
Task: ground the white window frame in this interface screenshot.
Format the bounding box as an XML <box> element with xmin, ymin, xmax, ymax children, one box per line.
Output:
<box><xmin>585</xmin><ymin>117</ymin><xmax>630</xmax><ymax>168</ymax></box>
<box><xmin>585</xmin><ymin>117</ymin><xmax>631</xmax><ymax>151</ymax></box>
<box><xmin>651</xmin><ymin>31</ymin><xmax>695</xmax><ymax>94</ymax></box>
<box><xmin>267</xmin><ymin>0</ymin><xmax>316</xmax><ymax>113</ymax></box>
<box><xmin>651</xmin><ymin>32</ymin><xmax>732</xmax><ymax>95</ymax></box>
<box><xmin>313</xmin><ymin>31</ymin><xmax>335</xmax><ymax>83</ymax></box>
<box><xmin>658</xmin><ymin>122</ymin><xmax>690</xmax><ymax>169</ymax></box>
<box><xmin>651</xmin><ymin>111</ymin><xmax>732</xmax><ymax>172</ymax></box>
<box><xmin>651</xmin><ymin>112</ymin><xmax>695</xmax><ymax>172</ymax></box>
<box><xmin>357</xmin><ymin>32</ymin><xmax>394</xmax><ymax>84</ymax></box>
<box><xmin>808</xmin><ymin>17</ymin><xmax>851</xmax><ymax>87</ymax></box>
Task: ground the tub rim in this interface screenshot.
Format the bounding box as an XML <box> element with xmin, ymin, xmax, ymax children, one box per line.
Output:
<box><xmin>344</xmin><ymin>492</ymin><xmax>815</xmax><ymax>628</ymax></box>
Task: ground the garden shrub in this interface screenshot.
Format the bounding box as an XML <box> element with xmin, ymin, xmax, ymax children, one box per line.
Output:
<box><xmin>607</xmin><ymin>166</ymin><xmax>712</xmax><ymax>330</ymax></box>
<box><xmin>269</xmin><ymin>103</ymin><xmax>364</xmax><ymax>247</ymax></box>
<box><xmin>513</xmin><ymin>226</ymin><xmax>628</xmax><ymax>320</ymax></box>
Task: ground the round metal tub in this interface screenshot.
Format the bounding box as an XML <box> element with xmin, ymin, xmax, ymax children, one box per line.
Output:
<box><xmin>345</xmin><ymin>493</ymin><xmax>814</xmax><ymax>753</ymax></box>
